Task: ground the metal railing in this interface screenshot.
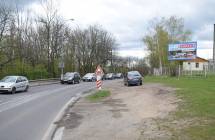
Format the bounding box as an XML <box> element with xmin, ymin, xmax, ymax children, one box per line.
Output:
<box><xmin>29</xmin><ymin>78</ymin><xmax>60</xmax><ymax>87</ymax></box>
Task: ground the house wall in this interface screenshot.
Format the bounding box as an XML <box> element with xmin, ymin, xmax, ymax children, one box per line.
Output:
<box><xmin>183</xmin><ymin>62</ymin><xmax>208</xmax><ymax>71</ymax></box>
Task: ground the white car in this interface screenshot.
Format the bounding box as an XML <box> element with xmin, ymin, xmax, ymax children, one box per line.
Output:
<box><xmin>0</xmin><ymin>76</ymin><xmax>29</xmax><ymax>94</ymax></box>
<box><xmin>82</xmin><ymin>73</ymin><xmax>96</xmax><ymax>82</ymax></box>
<box><xmin>105</xmin><ymin>73</ymin><xmax>115</xmax><ymax>80</ymax></box>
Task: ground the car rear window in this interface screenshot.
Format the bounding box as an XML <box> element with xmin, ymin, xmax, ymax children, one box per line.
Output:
<box><xmin>85</xmin><ymin>73</ymin><xmax>94</xmax><ymax>77</ymax></box>
<box><xmin>65</xmin><ymin>73</ymin><xmax>74</xmax><ymax>76</ymax></box>
<box><xmin>128</xmin><ymin>71</ymin><xmax>141</xmax><ymax>77</ymax></box>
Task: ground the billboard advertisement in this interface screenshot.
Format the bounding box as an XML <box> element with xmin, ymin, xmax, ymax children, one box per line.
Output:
<box><xmin>168</xmin><ymin>42</ymin><xmax>197</xmax><ymax>60</ymax></box>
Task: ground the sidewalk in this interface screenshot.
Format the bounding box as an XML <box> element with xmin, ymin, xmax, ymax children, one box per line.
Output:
<box><xmin>56</xmin><ymin>80</ymin><xmax>178</xmax><ymax>140</ymax></box>
<box><xmin>29</xmin><ymin>80</ymin><xmax>59</xmax><ymax>87</ymax></box>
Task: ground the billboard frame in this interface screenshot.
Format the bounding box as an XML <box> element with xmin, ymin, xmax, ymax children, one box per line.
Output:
<box><xmin>168</xmin><ymin>41</ymin><xmax>197</xmax><ymax>61</ymax></box>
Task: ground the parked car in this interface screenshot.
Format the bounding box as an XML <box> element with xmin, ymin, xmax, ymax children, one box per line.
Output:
<box><xmin>82</xmin><ymin>73</ymin><xmax>96</xmax><ymax>82</ymax></box>
<box><xmin>115</xmin><ymin>73</ymin><xmax>123</xmax><ymax>79</ymax></box>
<box><xmin>61</xmin><ymin>72</ymin><xmax>81</xmax><ymax>84</ymax></box>
<box><xmin>124</xmin><ymin>71</ymin><xmax>143</xmax><ymax>86</ymax></box>
<box><xmin>105</xmin><ymin>73</ymin><xmax>115</xmax><ymax>80</ymax></box>
<box><xmin>102</xmin><ymin>74</ymin><xmax>106</xmax><ymax>80</ymax></box>
<box><xmin>0</xmin><ymin>76</ymin><xmax>29</xmax><ymax>94</ymax></box>
<box><xmin>113</xmin><ymin>73</ymin><xmax>117</xmax><ymax>79</ymax></box>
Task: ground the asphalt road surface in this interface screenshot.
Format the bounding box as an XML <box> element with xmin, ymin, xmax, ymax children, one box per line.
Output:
<box><xmin>0</xmin><ymin>80</ymin><xmax>116</xmax><ymax>140</ymax></box>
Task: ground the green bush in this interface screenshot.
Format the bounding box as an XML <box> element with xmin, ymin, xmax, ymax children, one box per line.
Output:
<box><xmin>0</xmin><ymin>62</ymin><xmax>49</xmax><ymax>80</ymax></box>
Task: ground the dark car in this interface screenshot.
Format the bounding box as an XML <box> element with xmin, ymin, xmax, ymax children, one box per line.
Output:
<box><xmin>124</xmin><ymin>71</ymin><xmax>143</xmax><ymax>86</ymax></box>
<box><xmin>102</xmin><ymin>74</ymin><xmax>105</xmax><ymax>80</ymax></box>
<box><xmin>61</xmin><ymin>72</ymin><xmax>81</xmax><ymax>84</ymax></box>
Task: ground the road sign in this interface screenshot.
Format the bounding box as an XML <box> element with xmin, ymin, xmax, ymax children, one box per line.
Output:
<box><xmin>95</xmin><ymin>65</ymin><xmax>104</xmax><ymax>76</ymax></box>
<box><xmin>96</xmin><ymin>79</ymin><xmax>102</xmax><ymax>89</ymax></box>
<box><xmin>95</xmin><ymin>65</ymin><xmax>103</xmax><ymax>90</ymax></box>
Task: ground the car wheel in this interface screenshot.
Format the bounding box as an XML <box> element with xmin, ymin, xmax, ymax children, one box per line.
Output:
<box><xmin>61</xmin><ymin>81</ymin><xmax>64</xmax><ymax>84</ymax></box>
<box><xmin>68</xmin><ymin>80</ymin><xmax>73</xmax><ymax>84</ymax></box>
<box><xmin>140</xmin><ymin>81</ymin><xmax>143</xmax><ymax>85</ymax></box>
<box><xmin>11</xmin><ymin>87</ymin><xmax>16</xmax><ymax>94</ymax></box>
<box><xmin>24</xmin><ymin>85</ymin><xmax>29</xmax><ymax>92</ymax></box>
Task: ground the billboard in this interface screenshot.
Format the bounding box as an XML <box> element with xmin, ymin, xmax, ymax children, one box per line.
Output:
<box><xmin>168</xmin><ymin>42</ymin><xmax>197</xmax><ymax>60</ymax></box>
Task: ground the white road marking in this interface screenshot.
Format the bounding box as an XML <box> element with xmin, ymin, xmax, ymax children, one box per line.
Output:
<box><xmin>53</xmin><ymin>127</ymin><xmax>65</xmax><ymax>140</ymax></box>
<box><xmin>42</xmin><ymin>96</ymin><xmax>80</xmax><ymax>140</ymax></box>
<box><xmin>0</xmin><ymin>95</ymin><xmax>32</xmax><ymax>106</ymax></box>
<box><xmin>0</xmin><ymin>86</ymin><xmax>74</xmax><ymax>113</ymax></box>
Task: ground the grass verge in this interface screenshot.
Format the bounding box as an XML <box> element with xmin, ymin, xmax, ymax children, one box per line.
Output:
<box><xmin>87</xmin><ymin>90</ymin><xmax>110</xmax><ymax>102</ymax></box>
<box><xmin>144</xmin><ymin>76</ymin><xmax>215</xmax><ymax>140</ymax></box>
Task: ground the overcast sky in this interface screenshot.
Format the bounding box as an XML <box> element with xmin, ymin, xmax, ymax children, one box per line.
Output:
<box><xmin>10</xmin><ymin>0</ymin><xmax>215</xmax><ymax>59</ymax></box>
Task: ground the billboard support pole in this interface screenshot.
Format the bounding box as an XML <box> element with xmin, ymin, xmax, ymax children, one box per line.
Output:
<box><xmin>178</xmin><ymin>65</ymin><xmax>180</xmax><ymax>80</ymax></box>
<box><xmin>213</xmin><ymin>24</ymin><xmax>215</xmax><ymax>62</ymax></box>
<box><xmin>191</xmin><ymin>67</ymin><xmax>193</xmax><ymax>77</ymax></box>
<box><xmin>204</xmin><ymin>65</ymin><xmax>207</xmax><ymax>78</ymax></box>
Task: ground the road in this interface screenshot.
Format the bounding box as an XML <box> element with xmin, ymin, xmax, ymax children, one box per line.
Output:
<box><xmin>0</xmin><ymin>80</ymin><xmax>115</xmax><ymax>140</ymax></box>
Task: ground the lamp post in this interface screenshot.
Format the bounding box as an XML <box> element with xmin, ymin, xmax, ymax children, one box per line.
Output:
<box><xmin>59</xmin><ymin>18</ymin><xmax>75</xmax><ymax>80</ymax></box>
<box><xmin>59</xmin><ymin>55</ymin><xmax>65</xmax><ymax>80</ymax></box>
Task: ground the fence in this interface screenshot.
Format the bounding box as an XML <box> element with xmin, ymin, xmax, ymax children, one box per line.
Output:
<box><xmin>29</xmin><ymin>78</ymin><xmax>60</xmax><ymax>87</ymax></box>
<box><xmin>152</xmin><ymin>64</ymin><xmax>215</xmax><ymax>78</ymax></box>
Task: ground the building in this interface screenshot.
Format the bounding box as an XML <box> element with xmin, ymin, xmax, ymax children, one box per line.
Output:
<box><xmin>183</xmin><ymin>57</ymin><xmax>209</xmax><ymax>71</ymax></box>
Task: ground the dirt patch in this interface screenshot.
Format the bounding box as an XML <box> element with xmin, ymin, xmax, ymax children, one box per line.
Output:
<box><xmin>55</xmin><ymin>112</ymin><xmax>83</xmax><ymax>129</ymax></box>
<box><xmin>103</xmin><ymin>98</ymin><xmax>129</xmax><ymax>118</ymax></box>
<box><xmin>60</xmin><ymin>80</ymin><xmax>180</xmax><ymax>140</ymax></box>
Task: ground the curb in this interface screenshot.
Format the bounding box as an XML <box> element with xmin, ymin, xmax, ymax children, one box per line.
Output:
<box><xmin>30</xmin><ymin>82</ymin><xmax>60</xmax><ymax>87</ymax></box>
<box><xmin>41</xmin><ymin>95</ymin><xmax>81</xmax><ymax>140</ymax></box>
<box><xmin>42</xmin><ymin>88</ymin><xmax>95</xmax><ymax>140</ymax></box>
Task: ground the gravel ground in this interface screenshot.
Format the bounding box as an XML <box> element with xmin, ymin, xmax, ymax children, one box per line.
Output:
<box><xmin>56</xmin><ymin>80</ymin><xmax>179</xmax><ymax>140</ymax></box>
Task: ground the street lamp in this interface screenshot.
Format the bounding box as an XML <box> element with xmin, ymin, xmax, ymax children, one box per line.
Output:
<box><xmin>59</xmin><ymin>55</ymin><xmax>65</xmax><ymax>80</ymax></box>
<box><xmin>59</xmin><ymin>18</ymin><xmax>75</xmax><ymax>80</ymax></box>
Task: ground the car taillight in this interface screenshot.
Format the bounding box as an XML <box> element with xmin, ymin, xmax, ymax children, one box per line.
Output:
<box><xmin>128</xmin><ymin>76</ymin><xmax>132</xmax><ymax>80</ymax></box>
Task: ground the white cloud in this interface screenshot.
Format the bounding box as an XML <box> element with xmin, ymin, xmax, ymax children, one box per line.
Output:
<box><xmin>194</xmin><ymin>24</ymin><xmax>213</xmax><ymax>41</ymax></box>
<box><xmin>197</xmin><ymin>49</ymin><xmax>213</xmax><ymax>60</ymax></box>
<box><xmin>117</xmin><ymin>49</ymin><xmax>149</xmax><ymax>58</ymax></box>
<box><xmin>198</xmin><ymin>41</ymin><xmax>213</xmax><ymax>50</ymax></box>
<box><xmin>197</xmin><ymin>40</ymin><xmax>213</xmax><ymax>59</ymax></box>
<box><xmin>28</xmin><ymin>0</ymin><xmax>215</xmax><ymax>59</ymax></box>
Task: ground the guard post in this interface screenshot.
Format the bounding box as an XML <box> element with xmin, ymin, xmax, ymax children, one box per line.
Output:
<box><xmin>95</xmin><ymin>65</ymin><xmax>104</xmax><ymax>90</ymax></box>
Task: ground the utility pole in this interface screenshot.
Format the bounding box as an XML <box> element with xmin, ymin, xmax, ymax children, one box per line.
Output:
<box><xmin>59</xmin><ymin>18</ymin><xmax>75</xmax><ymax>78</ymax></box>
<box><xmin>111</xmin><ymin>50</ymin><xmax>113</xmax><ymax>71</ymax></box>
<box><xmin>213</xmin><ymin>24</ymin><xmax>215</xmax><ymax>63</ymax></box>
<box><xmin>213</xmin><ymin>24</ymin><xmax>215</xmax><ymax>72</ymax></box>
<box><xmin>59</xmin><ymin>53</ymin><xmax>64</xmax><ymax>80</ymax></box>
<box><xmin>156</xmin><ymin>29</ymin><xmax>162</xmax><ymax>75</ymax></box>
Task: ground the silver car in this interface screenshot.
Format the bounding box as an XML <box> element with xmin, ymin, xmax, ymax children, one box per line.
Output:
<box><xmin>82</xmin><ymin>73</ymin><xmax>96</xmax><ymax>82</ymax></box>
<box><xmin>0</xmin><ymin>76</ymin><xmax>29</xmax><ymax>94</ymax></box>
<box><xmin>105</xmin><ymin>73</ymin><xmax>115</xmax><ymax>80</ymax></box>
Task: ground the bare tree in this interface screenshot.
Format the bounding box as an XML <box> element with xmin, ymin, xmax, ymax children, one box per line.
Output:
<box><xmin>0</xmin><ymin>0</ymin><xmax>118</xmax><ymax>78</ymax></box>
